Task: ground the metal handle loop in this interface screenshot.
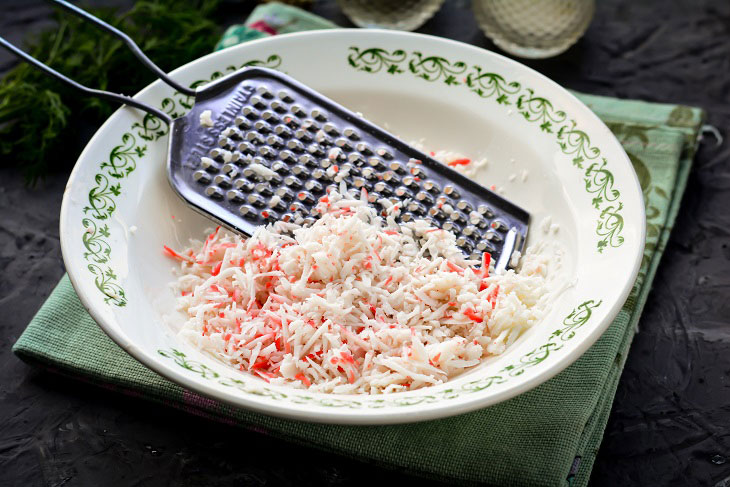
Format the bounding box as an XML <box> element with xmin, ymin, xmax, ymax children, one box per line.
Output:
<box><xmin>52</xmin><ymin>0</ymin><xmax>195</xmax><ymax>97</ymax></box>
<box><xmin>0</xmin><ymin>0</ymin><xmax>201</xmax><ymax>124</ymax></box>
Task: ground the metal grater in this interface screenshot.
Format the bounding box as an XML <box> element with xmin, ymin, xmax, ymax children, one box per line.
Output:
<box><xmin>0</xmin><ymin>0</ymin><xmax>529</xmax><ymax>270</ymax></box>
<box><xmin>168</xmin><ymin>68</ymin><xmax>529</xmax><ymax>270</ymax></box>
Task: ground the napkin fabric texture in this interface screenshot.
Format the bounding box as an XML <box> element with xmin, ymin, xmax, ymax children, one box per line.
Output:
<box><xmin>214</xmin><ymin>2</ymin><xmax>337</xmax><ymax>50</ymax></box>
<box><xmin>13</xmin><ymin>4</ymin><xmax>705</xmax><ymax>487</ymax></box>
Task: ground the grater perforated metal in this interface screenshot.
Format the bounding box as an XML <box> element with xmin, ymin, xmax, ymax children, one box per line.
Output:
<box><xmin>168</xmin><ymin>67</ymin><xmax>529</xmax><ymax>270</ymax></box>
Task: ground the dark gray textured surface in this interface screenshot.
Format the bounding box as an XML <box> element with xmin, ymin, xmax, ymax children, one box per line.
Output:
<box><xmin>1</xmin><ymin>1</ymin><xmax>729</xmax><ymax>486</ymax></box>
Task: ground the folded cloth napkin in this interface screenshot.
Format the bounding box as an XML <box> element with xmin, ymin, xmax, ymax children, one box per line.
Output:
<box><xmin>214</xmin><ymin>2</ymin><xmax>337</xmax><ymax>50</ymax></box>
<box><xmin>13</xmin><ymin>4</ymin><xmax>705</xmax><ymax>487</ymax></box>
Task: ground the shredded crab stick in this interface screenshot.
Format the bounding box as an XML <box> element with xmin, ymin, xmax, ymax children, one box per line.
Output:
<box><xmin>447</xmin><ymin>158</ymin><xmax>471</xmax><ymax>167</ymax></box>
<box><xmin>167</xmin><ymin>187</ymin><xmax>555</xmax><ymax>394</ymax></box>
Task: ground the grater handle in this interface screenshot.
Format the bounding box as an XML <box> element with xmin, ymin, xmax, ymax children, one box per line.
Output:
<box><xmin>52</xmin><ymin>0</ymin><xmax>196</xmax><ymax>97</ymax></box>
<box><xmin>0</xmin><ymin>35</ymin><xmax>173</xmax><ymax>124</ymax></box>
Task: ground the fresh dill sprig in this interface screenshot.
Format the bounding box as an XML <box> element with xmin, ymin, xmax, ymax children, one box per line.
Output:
<box><xmin>0</xmin><ymin>0</ymin><xmax>224</xmax><ymax>184</ymax></box>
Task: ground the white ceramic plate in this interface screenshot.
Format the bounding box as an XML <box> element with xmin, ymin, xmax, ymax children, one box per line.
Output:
<box><xmin>60</xmin><ymin>30</ymin><xmax>644</xmax><ymax>424</ymax></box>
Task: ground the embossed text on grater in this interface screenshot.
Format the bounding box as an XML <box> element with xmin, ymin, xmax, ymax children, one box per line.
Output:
<box><xmin>166</xmin><ymin>68</ymin><xmax>529</xmax><ymax>270</ymax></box>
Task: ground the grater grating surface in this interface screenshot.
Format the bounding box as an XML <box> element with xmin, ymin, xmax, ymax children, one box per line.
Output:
<box><xmin>168</xmin><ymin>67</ymin><xmax>529</xmax><ymax>269</ymax></box>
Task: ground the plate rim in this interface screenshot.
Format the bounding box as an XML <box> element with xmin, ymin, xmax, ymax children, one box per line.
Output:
<box><xmin>59</xmin><ymin>28</ymin><xmax>646</xmax><ymax>424</ymax></box>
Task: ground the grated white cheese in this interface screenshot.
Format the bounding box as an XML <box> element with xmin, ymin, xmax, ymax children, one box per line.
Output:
<box><xmin>199</xmin><ymin>110</ymin><xmax>214</xmax><ymax>127</ymax></box>
<box><xmin>409</xmin><ymin>140</ymin><xmax>488</xmax><ymax>178</ymax></box>
<box><xmin>248</xmin><ymin>163</ymin><xmax>277</xmax><ymax>180</ymax></box>
<box><xmin>168</xmin><ymin>188</ymin><xmax>560</xmax><ymax>394</ymax></box>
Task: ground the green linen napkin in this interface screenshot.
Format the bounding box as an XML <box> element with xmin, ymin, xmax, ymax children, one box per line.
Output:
<box><xmin>214</xmin><ymin>2</ymin><xmax>337</xmax><ymax>51</ymax></box>
<box><xmin>13</xmin><ymin>5</ymin><xmax>705</xmax><ymax>487</ymax></box>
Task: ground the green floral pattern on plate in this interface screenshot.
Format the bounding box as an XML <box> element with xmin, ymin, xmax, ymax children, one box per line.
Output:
<box><xmin>158</xmin><ymin>300</ymin><xmax>602</xmax><ymax>407</ymax></box>
<box><xmin>603</xmin><ymin>120</ymin><xmax>671</xmax><ymax>287</ymax></box>
<box><xmin>80</xmin><ymin>55</ymin><xmax>281</xmax><ymax>306</ymax></box>
<box><xmin>347</xmin><ymin>46</ymin><xmax>626</xmax><ymax>253</ymax></box>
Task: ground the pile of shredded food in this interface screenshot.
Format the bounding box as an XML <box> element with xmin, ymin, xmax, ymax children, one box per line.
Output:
<box><xmin>166</xmin><ymin>187</ymin><xmax>556</xmax><ymax>394</ymax></box>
